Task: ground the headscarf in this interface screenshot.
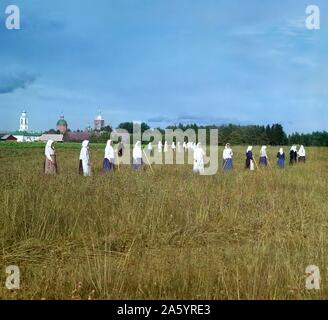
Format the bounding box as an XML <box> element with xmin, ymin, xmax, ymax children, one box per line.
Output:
<box><xmin>133</xmin><ymin>141</ymin><xmax>142</xmax><ymax>159</ymax></box>
<box><xmin>45</xmin><ymin>140</ymin><xmax>55</xmax><ymax>161</ymax></box>
<box><xmin>260</xmin><ymin>146</ymin><xmax>267</xmax><ymax>157</ymax></box>
<box><xmin>246</xmin><ymin>146</ymin><xmax>253</xmax><ymax>153</ymax></box>
<box><xmin>279</xmin><ymin>148</ymin><xmax>284</xmax><ymax>155</ymax></box>
<box><xmin>298</xmin><ymin>145</ymin><xmax>306</xmax><ymax>156</ymax></box>
<box><xmin>105</xmin><ymin>140</ymin><xmax>114</xmax><ymax>160</ymax></box>
<box><xmin>82</xmin><ymin>140</ymin><xmax>89</xmax><ymax>148</ymax></box>
<box><xmin>223</xmin><ymin>143</ymin><xmax>233</xmax><ymax>159</ymax></box>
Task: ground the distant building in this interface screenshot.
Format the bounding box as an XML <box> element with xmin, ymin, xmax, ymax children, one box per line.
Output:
<box><xmin>19</xmin><ymin>111</ymin><xmax>29</xmax><ymax>131</ymax></box>
<box><xmin>56</xmin><ymin>115</ymin><xmax>68</xmax><ymax>134</ymax></box>
<box><xmin>10</xmin><ymin>111</ymin><xmax>41</xmax><ymax>142</ymax></box>
<box><xmin>94</xmin><ymin>114</ymin><xmax>105</xmax><ymax>131</ymax></box>
<box><xmin>40</xmin><ymin>134</ymin><xmax>64</xmax><ymax>142</ymax></box>
<box><xmin>0</xmin><ymin>134</ymin><xmax>17</xmax><ymax>142</ymax></box>
<box><xmin>64</xmin><ymin>131</ymin><xmax>90</xmax><ymax>143</ymax></box>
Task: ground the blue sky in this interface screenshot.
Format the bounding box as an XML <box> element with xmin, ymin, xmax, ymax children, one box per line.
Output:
<box><xmin>0</xmin><ymin>0</ymin><xmax>327</xmax><ymax>133</ymax></box>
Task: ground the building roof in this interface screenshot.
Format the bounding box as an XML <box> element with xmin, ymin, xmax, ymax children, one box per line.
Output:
<box><xmin>11</xmin><ymin>131</ymin><xmax>42</xmax><ymax>137</ymax></box>
<box><xmin>0</xmin><ymin>135</ymin><xmax>17</xmax><ymax>141</ymax></box>
<box><xmin>95</xmin><ymin>115</ymin><xmax>104</xmax><ymax>121</ymax></box>
<box><xmin>64</xmin><ymin>131</ymin><xmax>90</xmax><ymax>142</ymax></box>
<box><xmin>39</xmin><ymin>134</ymin><xmax>64</xmax><ymax>142</ymax></box>
<box><xmin>57</xmin><ymin>119</ymin><xmax>68</xmax><ymax>126</ymax></box>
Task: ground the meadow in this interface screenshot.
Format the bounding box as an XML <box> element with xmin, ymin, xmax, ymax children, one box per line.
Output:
<box><xmin>0</xmin><ymin>142</ymin><xmax>328</xmax><ymax>300</ymax></box>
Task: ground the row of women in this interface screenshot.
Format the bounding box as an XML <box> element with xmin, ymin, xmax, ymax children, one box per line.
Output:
<box><xmin>44</xmin><ymin>139</ymin><xmax>145</xmax><ymax>176</ymax></box>
<box><xmin>223</xmin><ymin>144</ymin><xmax>306</xmax><ymax>171</ymax></box>
<box><xmin>44</xmin><ymin>140</ymin><xmax>307</xmax><ymax>176</ymax></box>
<box><xmin>155</xmin><ymin>141</ymin><xmax>197</xmax><ymax>154</ymax></box>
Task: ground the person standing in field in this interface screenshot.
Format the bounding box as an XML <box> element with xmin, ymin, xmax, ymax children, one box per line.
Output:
<box><xmin>117</xmin><ymin>140</ymin><xmax>124</xmax><ymax>158</ymax></box>
<box><xmin>298</xmin><ymin>145</ymin><xmax>306</xmax><ymax>163</ymax></box>
<box><xmin>44</xmin><ymin>140</ymin><xmax>58</xmax><ymax>175</ymax></box>
<box><xmin>103</xmin><ymin>140</ymin><xmax>115</xmax><ymax>172</ymax></box>
<box><xmin>277</xmin><ymin>148</ymin><xmax>285</xmax><ymax>168</ymax></box>
<box><xmin>132</xmin><ymin>141</ymin><xmax>144</xmax><ymax>171</ymax></box>
<box><xmin>158</xmin><ymin>141</ymin><xmax>163</xmax><ymax>153</ymax></box>
<box><xmin>259</xmin><ymin>145</ymin><xmax>268</xmax><ymax>167</ymax></box>
<box><xmin>148</xmin><ymin>142</ymin><xmax>154</xmax><ymax>157</ymax></box>
<box><xmin>183</xmin><ymin>141</ymin><xmax>187</xmax><ymax>152</ymax></box>
<box><xmin>164</xmin><ymin>141</ymin><xmax>168</xmax><ymax>153</ymax></box>
<box><xmin>290</xmin><ymin>145</ymin><xmax>298</xmax><ymax>165</ymax></box>
<box><xmin>79</xmin><ymin>140</ymin><xmax>91</xmax><ymax>176</ymax></box>
<box><xmin>223</xmin><ymin>143</ymin><xmax>233</xmax><ymax>171</ymax></box>
<box><xmin>193</xmin><ymin>142</ymin><xmax>205</xmax><ymax>174</ymax></box>
<box><xmin>245</xmin><ymin>146</ymin><xmax>255</xmax><ymax>170</ymax></box>
<box><xmin>177</xmin><ymin>141</ymin><xmax>182</xmax><ymax>153</ymax></box>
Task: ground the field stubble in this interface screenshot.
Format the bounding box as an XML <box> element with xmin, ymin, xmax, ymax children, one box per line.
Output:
<box><xmin>0</xmin><ymin>144</ymin><xmax>328</xmax><ymax>300</ymax></box>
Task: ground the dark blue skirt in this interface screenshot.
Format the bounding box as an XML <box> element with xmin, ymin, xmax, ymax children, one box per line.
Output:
<box><xmin>223</xmin><ymin>159</ymin><xmax>233</xmax><ymax>171</ymax></box>
<box><xmin>277</xmin><ymin>158</ymin><xmax>285</xmax><ymax>168</ymax></box>
<box><xmin>259</xmin><ymin>156</ymin><xmax>267</xmax><ymax>166</ymax></box>
<box><xmin>103</xmin><ymin>158</ymin><xmax>114</xmax><ymax>172</ymax></box>
<box><xmin>132</xmin><ymin>158</ymin><xmax>144</xmax><ymax>171</ymax></box>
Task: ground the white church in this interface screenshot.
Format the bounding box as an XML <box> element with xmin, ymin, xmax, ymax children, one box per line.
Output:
<box><xmin>12</xmin><ymin>111</ymin><xmax>41</xmax><ymax>142</ymax></box>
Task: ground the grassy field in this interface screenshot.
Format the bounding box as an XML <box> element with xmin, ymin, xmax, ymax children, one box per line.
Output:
<box><xmin>0</xmin><ymin>142</ymin><xmax>328</xmax><ymax>300</ymax></box>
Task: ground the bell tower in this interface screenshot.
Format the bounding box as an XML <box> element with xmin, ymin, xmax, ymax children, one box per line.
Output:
<box><xmin>19</xmin><ymin>111</ymin><xmax>28</xmax><ymax>131</ymax></box>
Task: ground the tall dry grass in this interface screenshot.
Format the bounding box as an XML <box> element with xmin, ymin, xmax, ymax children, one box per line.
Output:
<box><xmin>0</xmin><ymin>144</ymin><xmax>327</xmax><ymax>300</ymax></box>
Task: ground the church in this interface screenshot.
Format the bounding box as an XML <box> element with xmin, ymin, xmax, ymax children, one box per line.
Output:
<box><xmin>4</xmin><ymin>111</ymin><xmax>42</xmax><ymax>142</ymax></box>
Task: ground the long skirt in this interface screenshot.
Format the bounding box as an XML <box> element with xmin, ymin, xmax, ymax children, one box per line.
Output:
<box><xmin>223</xmin><ymin>159</ymin><xmax>233</xmax><ymax>171</ymax></box>
<box><xmin>44</xmin><ymin>157</ymin><xmax>57</xmax><ymax>175</ymax></box>
<box><xmin>103</xmin><ymin>158</ymin><xmax>114</xmax><ymax>172</ymax></box>
<box><xmin>193</xmin><ymin>161</ymin><xmax>205</xmax><ymax>174</ymax></box>
<box><xmin>259</xmin><ymin>156</ymin><xmax>268</xmax><ymax>166</ymax></box>
<box><xmin>277</xmin><ymin>159</ymin><xmax>285</xmax><ymax>168</ymax></box>
<box><xmin>132</xmin><ymin>158</ymin><xmax>144</xmax><ymax>171</ymax></box>
<box><xmin>299</xmin><ymin>156</ymin><xmax>306</xmax><ymax>163</ymax></box>
<box><xmin>250</xmin><ymin>160</ymin><xmax>255</xmax><ymax>171</ymax></box>
<box><xmin>79</xmin><ymin>160</ymin><xmax>91</xmax><ymax>176</ymax></box>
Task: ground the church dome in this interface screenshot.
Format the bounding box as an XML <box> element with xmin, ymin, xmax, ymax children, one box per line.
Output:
<box><xmin>95</xmin><ymin>115</ymin><xmax>104</xmax><ymax>121</ymax></box>
<box><xmin>57</xmin><ymin>116</ymin><xmax>68</xmax><ymax>126</ymax></box>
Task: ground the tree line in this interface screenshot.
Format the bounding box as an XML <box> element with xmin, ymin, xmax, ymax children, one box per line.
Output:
<box><xmin>67</xmin><ymin>122</ymin><xmax>327</xmax><ymax>146</ymax></box>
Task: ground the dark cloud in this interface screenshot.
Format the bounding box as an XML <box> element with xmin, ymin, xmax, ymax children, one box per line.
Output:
<box><xmin>0</xmin><ymin>72</ymin><xmax>37</xmax><ymax>94</ymax></box>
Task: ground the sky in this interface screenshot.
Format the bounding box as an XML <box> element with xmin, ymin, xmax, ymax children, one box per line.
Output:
<box><xmin>0</xmin><ymin>0</ymin><xmax>327</xmax><ymax>133</ymax></box>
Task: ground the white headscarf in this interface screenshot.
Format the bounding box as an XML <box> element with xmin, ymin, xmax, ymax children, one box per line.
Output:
<box><xmin>246</xmin><ymin>146</ymin><xmax>253</xmax><ymax>153</ymax></box>
<box><xmin>105</xmin><ymin>140</ymin><xmax>115</xmax><ymax>160</ymax></box>
<box><xmin>290</xmin><ymin>145</ymin><xmax>297</xmax><ymax>152</ymax></box>
<box><xmin>133</xmin><ymin>141</ymin><xmax>142</xmax><ymax>159</ymax></box>
<box><xmin>223</xmin><ymin>143</ymin><xmax>233</xmax><ymax>160</ymax></box>
<box><xmin>45</xmin><ymin>140</ymin><xmax>55</xmax><ymax>161</ymax></box>
<box><xmin>279</xmin><ymin>148</ymin><xmax>284</xmax><ymax>155</ymax></box>
<box><xmin>260</xmin><ymin>146</ymin><xmax>267</xmax><ymax>157</ymax></box>
<box><xmin>298</xmin><ymin>145</ymin><xmax>306</xmax><ymax>156</ymax></box>
<box><xmin>223</xmin><ymin>143</ymin><xmax>233</xmax><ymax>159</ymax></box>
